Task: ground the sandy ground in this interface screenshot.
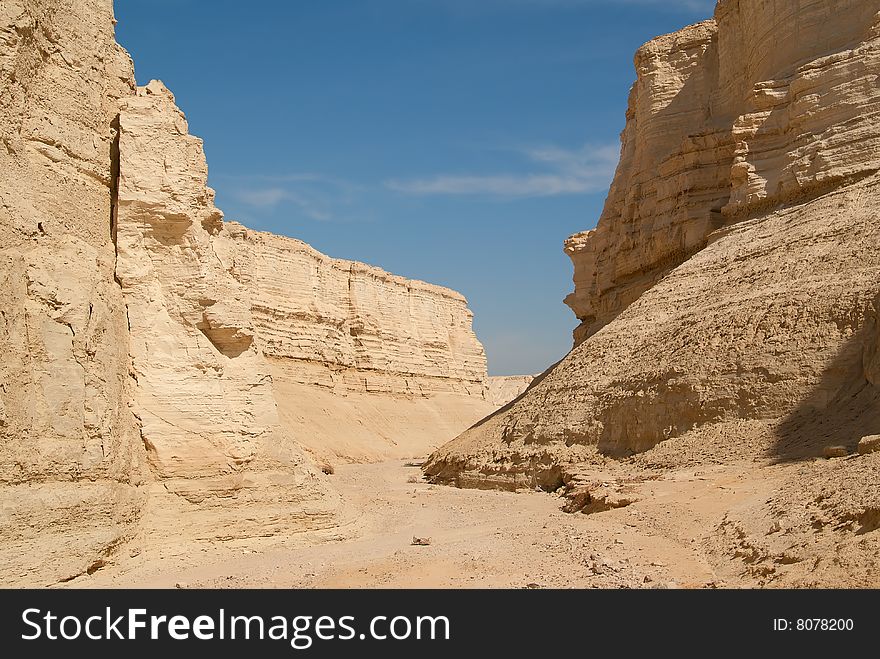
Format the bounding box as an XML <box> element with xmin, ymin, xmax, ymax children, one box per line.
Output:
<box><xmin>78</xmin><ymin>457</ymin><xmax>821</xmax><ymax>589</ymax></box>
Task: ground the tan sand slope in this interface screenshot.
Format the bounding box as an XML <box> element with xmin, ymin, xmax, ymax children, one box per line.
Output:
<box><xmin>488</xmin><ymin>375</ymin><xmax>536</xmax><ymax>407</ymax></box>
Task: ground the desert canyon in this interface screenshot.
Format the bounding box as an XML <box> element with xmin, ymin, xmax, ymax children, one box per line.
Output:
<box><xmin>2</xmin><ymin>0</ymin><xmax>880</xmax><ymax>589</ymax></box>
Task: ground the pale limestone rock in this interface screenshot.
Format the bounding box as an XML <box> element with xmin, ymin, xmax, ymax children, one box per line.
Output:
<box><xmin>0</xmin><ymin>0</ymin><xmax>497</xmax><ymax>580</ymax></box>
<box><xmin>0</xmin><ymin>0</ymin><xmax>144</xmax><ymax>586</ymax></box>
<box><xmin>427</xmin><ymin>0</ymin><xmax>880</xmax><ymax>488</ymax></box>
<box><xmin>823</xmin><ymin>446</ymin><xmax>849</xmax><ymax>459</ymax></box>
<box><xmin>218</xmin><ymin>223</ymin><xmax>488</xmax><ymax>397</ymax></box>
<box><xmin>488</xmin><ymin>375</ymin><xmax>535</xmax><ymax>407</ymax></box>
<box><xmin>115</xmin><ymin>81</ymin><xmax>341</xmax><ymax>543</ymax></box>
<box><xmin>214</xmin><ymin>223</ymin><xmax>495</xmax><ymax>463</ymax></box>
<box><xmin>565</xmin><ymin>1</ymin><xmax>880</xmax><ymax>344</ymax></box>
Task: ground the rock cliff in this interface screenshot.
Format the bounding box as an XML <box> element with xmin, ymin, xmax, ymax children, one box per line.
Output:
<box><xmin>0</xmin><ymin>0</ymin><xmax>494</xmax><ymax>584</ymax></box>
<box><xmin>214</xmin><ymin>222</ymin><xmax>494</xmax><ymax>463</ymax></box>
<box><xmin>114</xmin><ymin>81</ymin><xmax>342</xmax><ymax>543</ymax></box>
<box><xmin>427</xmin><ymin>0</ymin><xmax>880</xmax><ymax>488</ymax></box>
<box><xmin>0</xmin><ymin>0</ymin><xmax>143</xmax><ymax>586</ymax></box>
<box><xmin>565</xmin><ymin>0</ymin><xmax>880</xmax><ymax>344</ymax></box>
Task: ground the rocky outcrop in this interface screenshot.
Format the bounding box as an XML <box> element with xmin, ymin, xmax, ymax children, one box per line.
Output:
<box><xmin>114</xmin><ymin>81</ymin><xmax>342</xmax><ymax>542</ymax></box>
<box><xmin>112</xmin><ymin>77</ymin><xmax>494</xmax><ymax>523</ymax></box>
<box><xmin>0</xmin><ymin>0</ymin><xmax>144</xmax><ymax>586</ymax></box>
<box><xmin>488</xmin><ymin>376</ymin><xmax>535</xmax><ymax>407</ymax></box>
<box><xmin>427</xmin><ymin>0</ymin><xmax>880</xmax><ymax>488</ymax></box>
<box><xmin>214</xmin><ymin>224</ymin><xmax>494</xmax><ymax>463</ymax></box>
<box><xmin>564</xmin><ymin>20</ymin><xmax>730</xmax><ymax>345</ymax></box>
<box><xmin>565</xmin><ymin>0</ymin><xmax>880</xmax><ymax>344</ymax></box>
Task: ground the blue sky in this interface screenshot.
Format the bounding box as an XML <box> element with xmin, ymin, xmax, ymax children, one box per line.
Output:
<box><xmin>115</xmin><ymin>0</ymin><xmax>714</xmax><ymax>375</ymax></box>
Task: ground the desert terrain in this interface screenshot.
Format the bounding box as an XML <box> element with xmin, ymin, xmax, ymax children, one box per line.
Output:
<box><xmin>81</xmin><ymin>437</ymin><xmax>879</xmax><ymax>589</ymax></box>
<box><xmin>75</xmin><ymin>457</ymin><xmax>769</xmax><ymax>590</ymax></box>
<box><xmin>3</xmin><ymin>0</ymin><xmax>880</xmax><ymax>590</ymax></box>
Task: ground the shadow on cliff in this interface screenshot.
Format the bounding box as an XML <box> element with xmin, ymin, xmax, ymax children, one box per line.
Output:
<box><xmin>770</xmin><ymin>319</ymin><xmax>880</xmax><ymax>463</ymax></box>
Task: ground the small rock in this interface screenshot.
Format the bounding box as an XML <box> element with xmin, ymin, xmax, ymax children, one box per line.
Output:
<box><xmin>411</xmin><ymin>536</ymin><xmax>432</xmax><ymax>546</ymax></box>
<box><xmin>175</xmin><ymin>581</ymin><xmax>188</xmax><ymax>589</ymax></box>
<box><xmin>768</xmin><ymin>520</ymin><xmax>782</xmax><ymax>534</ymax></box>
<box><xmin>858</xmin><ymin>435</ymin><xmax>880</xmax><ymax>455</ymax></box>
<box><xmin>822</xmin><ymin>445</ymin><xmax>848</xmax><ymax>459</ymax></box>
<box><xmin>525</xmin><ymin>583</ymin><xmax>540</xmax><ymax>589</ymax></box>
<box><xmin>643</xmin><ymin>575</ymin><xmax>653</xmax><ymax>583</ymax></box>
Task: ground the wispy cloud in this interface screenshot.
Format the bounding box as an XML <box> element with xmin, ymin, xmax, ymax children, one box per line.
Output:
<box><xmin>235</xmin><ymin>187</ymin><xmax>288</xmax><ymax>208</ymax></box>
<box><xmin>511</xmin><ymin>0</ymin><xmax>714</xmax><ymax>10</ymax></box>
<box><xmin>422</xmin><ymin>0</ymin><xmax>715</xmax><ymax>16</ymax></box>
<box><xmin>385</xmin><ymin>143</ymin><xmax>618</xmax><ymax>198</ymax></box>
<box><xmin>219</xmin><ymin>173</ymin><xmax>361</xmax><ymax>222</ymax></box>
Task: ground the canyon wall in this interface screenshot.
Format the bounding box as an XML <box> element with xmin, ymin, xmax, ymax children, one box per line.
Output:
<box><xmin>114</xmin><ymin>81</ymin><xmax>341</xmax><ymax>542</ymax></box>
<box><xmin>0</xmin><ymin>0</ymin><xmax>144</xmax><ymax>585</ymax></box>
<box><xmin>215</xmin><ymin>223</ymin><xmax>494</xmax><ymax>463</ymax></box>
<box><xmin>427</xmin><ymin>0</ymin><xmax>880</xmax><ymax>488</ymax></box>
<box><xmin>0</xmin><ymin>0</ymin><xmax>494</xmax><ymax>584</ymax></box>
<box><xmin>565</xmin><ymin>0</ymin><xmax>880</xmax><ymax>344</ymax></box>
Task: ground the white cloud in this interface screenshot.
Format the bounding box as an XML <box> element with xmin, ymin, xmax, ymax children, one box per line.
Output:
<box><xmin>235</xmin><ymin>187</ymin><xmax>288</xmax><ymax>208</ymax></box>
<box><xmin>385</xmin><ymin>142</ymin><xmax>619</xmax><ymax>198</ymax></box>
<box><xmin>502</xmin><ymin>0</ymin><xmax>713</xmax><ymax>11</ymax></box>
<box><xmin>426</xmin><ymin>0</ymin><xmax>715</xmax><ymax>15</ymax></box>
<box><xmin>224</xmin><ymin>173</ymin><xmax>358</xmax><ymax>222</ymax></box>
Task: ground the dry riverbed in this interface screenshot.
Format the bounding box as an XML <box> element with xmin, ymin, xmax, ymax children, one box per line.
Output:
<box><xmin>78</xmin><ymin>458</ymin><xmax>816</xmax><ymax>589</ymax></box>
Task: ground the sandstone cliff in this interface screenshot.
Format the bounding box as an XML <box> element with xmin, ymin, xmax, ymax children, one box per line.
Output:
<box><xmin>565</xmin><ymin>0</ymin><xmax>880</xmax><ymax>344</ymax></box>
<box><xmin>0</xmin><ymin>0</ymin><xmax>144</xmax><ymax>586</ymax></box>
<box><xmin>114</xmin><ymin>81</ymin><xmax>342</xmax><ymax>543</ymax></box>
<box><xmin>427</xmin><ymin>0</ymin><xmax>880</xmax><ymax>489</ymax></box>
<box><xmin>0</xmin><ymin>0</ymin><xmax>495</xmax><ymax>585</ymax></box>
<box><xmin>214</xmin><ymin>223</ymin><xmax>493</xmax><ymax>463</ymax></box>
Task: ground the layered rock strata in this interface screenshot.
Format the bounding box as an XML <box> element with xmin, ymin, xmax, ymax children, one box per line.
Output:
<box><xmin>0</xmin><ymin>0</ymin><xmax>495</xmax><ymax>584</ymax></box>
<box><xmin>427</xmin><ymin>0</ymin><xmax>880</xmax><ymax>488</ymax></box>
<box><xmin>214</xmin><ymin>224</ymin><xmax>494</xmax><ymax>463</ymax></box>
<box><xmin>565</xmin><ymin>0</ymin><xmax>880</xmax><ymax>344</ymax></box>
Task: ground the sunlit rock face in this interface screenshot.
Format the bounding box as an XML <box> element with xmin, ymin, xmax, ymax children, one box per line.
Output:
<box><xmin>427</xmin><ymin>0</ymin><xmax>880</xmax><ymax>489</ymax></box>
<box><xmin>0</xmin><ymin>0</ymin><xmax>145</xmax><ymax>586</ymax></box>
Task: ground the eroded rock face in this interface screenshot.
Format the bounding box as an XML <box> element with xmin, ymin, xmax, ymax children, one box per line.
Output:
<box><xmin>0</xmin><ymin>0</ymin><xmax>144</xmax><ymax>586</ymax></box>
<box><xmin>214</xmin><ymin>223</ymin><xmax>494</xmax><ymax>463</ymax></box>
<box><xmin>219</xmin><ymin>224</ymin><xmax>487</xmax><ymax>397</ymax></box>
<box><xmin>1</xmin><ymin>0</ymin><xmax>498</xmax><ymax>579</ymax></box>
<box><xmin>115</xmin><ymin>81</ymin><xmax>342</xmax><ymax>541</ymax></box>
<box><xmin>427</xmin><ymin>0</ymin><xmax>880</xmax><ymax>488</ymax></box>
<box><xmin>488</xmin><ymin>376</ymin><xmax>535</xmax><ymax>408</ymax></box>
<box><xmin>565</xmin><ymin>1</ymin><xmax>880</xmax><ymax>344</ymax></box>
